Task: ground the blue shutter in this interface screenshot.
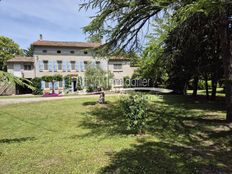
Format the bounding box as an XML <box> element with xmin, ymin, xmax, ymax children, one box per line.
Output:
<box><xmin>39</xmin><ymin>60</ymin><xmax>44</xmax><ymax>72</ymax></box>
<box><xmin>54</xmin><ymin>82</ymin><xmax>58</xmax><ymax>89</ymax></box>
<box><xmin>75</xmin><ymin>61</ymin><xmax>80</xmax><ymax>72</ymax></box>
<box><xmin>81</xmin><ymin>61</ymin><xmax>85</xmax><ymax>72</ymax></box>
<box><xmin>67</xmin><ymin>61</ymin><xmax>71</xmax><ymax>72</ymax></box>
<box><xmin>63</xmin><ymin>61</ymin><xmax>67</xmax><ymax>72</ymax></box>
<box><xmin>53</xmin><ymin>61</ymin><xmax>57</xmax><ymax>72</ymax></box>
<box><xmin>41</xmin><ymin>81</ymin><xmax>45</xmax><ymax>89</ymax></box>
<box><xmin>63</xmin><ymin>79</ymin><xmax>65</xmax><ymax>88</ymax></box>
<box><xmin>92</xmin><ymin>60</ymin><xmax>96</xmax><ymax>67</ymax></box>
<box><xmin>48</xmin><ymin>61</ymin><xmax>53</xmax><ymax>72</ymax></box>
<box><xmin>49</xmin><ymin>82</ymin><xmax>53</xmax><ymax>89</ymax></box>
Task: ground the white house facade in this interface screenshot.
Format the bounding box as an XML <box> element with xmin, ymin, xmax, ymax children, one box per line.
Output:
<box><xmin>6</xmin><ymin>39</ymin><xmax>137</xmax><ymax>95</ymax></box>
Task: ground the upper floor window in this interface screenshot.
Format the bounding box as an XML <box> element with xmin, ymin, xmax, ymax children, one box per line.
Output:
<box><xmin>71</xmin><ymin>61</ymin><xmax>75</xmax><ymax>70</ymax></box>
<box><xmin>42</xmin><ymin>50</ymin><xmax>47</xmax><ymax>53</ymax></box>
<box><xmin>84</xmin><ymin>51</ymin><xmax>88</xmax><ymax>55</ymax></box>
<box><xmin>57</xmin><ymin>61</ymin><xmax>62</xmax><ymax>70</ymax></box>
<box><xmin>43</xmin><ymin>61</ymin><xmax>48</xmax><ymax>70</ymax></box>
<box><xmin>24</xmin><ymin>64</ymin><xmax>32</xmax><ymax>70</ymax></box>
<box><xmin>113</xmin><ymin>64</ymin><xmax>122</xmax><ymax>70</ymax></box>
<box><xmin>70</xmin><ymin>51</ymin><xmax>75</xmax><ymax>54</ymax></box>
<box><xmin>57</xmin><ymin>50</ymin><xmax>61</xmax><ymax>54</ymax></box>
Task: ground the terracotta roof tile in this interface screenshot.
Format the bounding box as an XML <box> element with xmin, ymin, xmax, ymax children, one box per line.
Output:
<box><xmin>32</xmin><ymin>40</ymin><xmax>100</xmax><ymax>48</ymax></box>
<box><xmin>7</xmin><ymin>57</ymin><xmax>34</xmax><ymax>63</ymax></box>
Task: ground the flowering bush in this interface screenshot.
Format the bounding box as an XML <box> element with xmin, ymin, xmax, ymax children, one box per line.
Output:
<box><xmin>120</xmin><ymin>94</ymin><xmax>149</xmax><ymax>135</ymax></box>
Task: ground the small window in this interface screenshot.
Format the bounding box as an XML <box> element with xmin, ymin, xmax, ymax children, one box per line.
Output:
<box><xmin>59</xmin><ymin>81</ymin><xmax>63</xmax><ymax>88</ymax></box>
<box><xmin>42</xmin><ymin>50</ymin><xmax>47</xmax><ymax>53</ymax></box>
<box><xmin>70</xmin><ymin>51</ymin><xmax>75</xmax><ymax>54</ymax></box>
<box><xmin>57</xmin><ymin>50</ymin><xmax>61</xmax><ymax>54</ymax></box>
<box><xmin>45</xmin><ymin>82</ymin><xmax>49</xmax><ymax>88</ymax></box>
<box><xmin>84</xmin><ymin>51</ymin><xmax>88</xmax><ymax>55</ymax></box>
<box><xmin>24</xmin><ymin>65</ymin><xmax>32</xmax><ymax>70</ymax></box>
<box><xmin>113</xmin><ymin>64</ymin><xmax>122</xmax><ymax>70</ymax></box>
<box><xmin>57</xmin><ymin>61</ymin><xmax>62</xmax><ymax>70</ymax></box>
<box><xmin>43</xmin><ymin>61</ymin><xmax>48</xmax><ymax>70</ymax></box>
<box><xmin>71</xmin><ymin>61</ymin><xmax>75</xmax><ymax>70</ymax></box>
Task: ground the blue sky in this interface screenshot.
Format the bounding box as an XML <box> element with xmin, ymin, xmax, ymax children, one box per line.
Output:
<box><xmin>0</xmin><ymin>0</ymin><xmax>95</xmax><ymax>49</ymax></box>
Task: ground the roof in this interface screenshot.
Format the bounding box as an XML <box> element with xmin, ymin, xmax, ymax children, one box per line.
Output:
<box><xmin>32</xmin><ymin>40</ymin><xmax>101</xmax><ymax>48</ymax></box>
<box><xmin>7</xmin><ymin>57</ymin><xmax>34</xmax><ymax>63</ymax></box>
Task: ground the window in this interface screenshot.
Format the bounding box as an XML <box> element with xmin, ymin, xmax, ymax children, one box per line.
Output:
<box><xmin>43</xmin><ymin>61</ymin><xmax>48</xmax><ymax>70</ymax></box>
<box><xmin>59</xmin><ymin>81</ymin><xmax>63</xmax><ymax>88</ymax></box>
<box><xmin>84</xmin><ymin>51</ymin><xmax>88</xmax><ymax>55</ymax></box>
<box><xmin>45</xmin><ymin>82</ymin><xmax>49</xmax><ymax>88</ymax></box>
<box><xmin>57</xmin><ymin>61</ymin><xmax>62</xmax><ymax>70</ymax></box>
<box><xmin>57</xmin><ymin>50</ymin><xmax>61</xmax><ymax>54</ymax></box>
<box><xmin>42</xmin><ymin>50</ymin><xmax>47</xmax><ymax>53</ymax></box>
<box><xmin>70</xmin><ymin>51</ymin><xmax>75</xmax><ymax>54</ymax></box>
<box><xmin>71</xmin><ymin>61</ymin><xmax>75</xmax><ymax>70</ymax></box>
<box><xmin>24</xmin><ymin>64</ymin><xmax>32</xmax><ymax>70</ymax></box>
<box><xmin>113</xmin><ymin>64</ymin><xmax>122</xmax><ymax>70</ymax></box>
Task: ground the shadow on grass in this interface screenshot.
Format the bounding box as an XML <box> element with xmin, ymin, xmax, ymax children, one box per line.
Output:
<box><xmin>78</xmin><ymin>101</ymin><xmax>132</xmax><ymax>138</ymax></box>
<box><xmin>79</xmin><ymin>94</ymin><xmax>231</xmax><ymax>173</ymax></box>
<box><xmin>0</xmin><ymin>137</ymin><xmax>36</xmax><ymax>144</ymax></box>
<box><xmin>100</xmin><ymin>141</ymin><xmax>232</xmax><ymax>174</ymax></box>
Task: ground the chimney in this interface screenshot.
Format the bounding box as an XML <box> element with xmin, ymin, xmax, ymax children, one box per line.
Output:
<box><xmin>39</xmin><ymin>34</ymin><xmax>43</xmax><ymax>40</ymax></box>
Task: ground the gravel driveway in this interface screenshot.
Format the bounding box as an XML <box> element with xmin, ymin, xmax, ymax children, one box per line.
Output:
<box><xmin>0</xmin><ymin>94</ymin><xmax>120</xmax><ymax>106</ymax></box>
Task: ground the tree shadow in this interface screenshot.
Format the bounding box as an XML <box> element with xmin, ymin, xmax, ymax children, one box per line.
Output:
<box><xmin>160</xmin><ymin>94</ymin><xmax>225</xmax><ymax>112</ymax></box>
<box><xmin>77</xmin><ymin>101</ymin><xmax>131</xmax><ymax>138</ymax></box>
<box><xmin>82</xmin><ymin>101</ymin><xmax>98</xmax><ymax>106</ymax></box>
<box><xmin>100</xmin><ymin>141</ymin><xmax>232</xmax><ymax>174</ymax></box>
<box><xmin>0</xmin><ymin>137</ymin><xmax>36</xmax><ymax>144</ymax></box>
<box><xmin>78</xmin><ymin>94</ymin><xmax>231</xmax><ymax>173</ymax></box>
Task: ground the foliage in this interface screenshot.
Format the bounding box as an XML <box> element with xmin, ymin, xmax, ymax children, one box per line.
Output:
<box><xmin>77</xmin><ymin>77</ymin><xmax>83</xmax><ymax>90</ymax></box>
<box><xmin>23</xmin><ymin>45</ymin><xmax>34</xmax><ymax>57</ymax></box>
<box><xmin>31</xmin><ymin>77</ymin><xmax>42</xmax><ymax>95</ymax></box>
<box><xmin>0</xmin><ymin>36</ymin><xmax>23</xmax><ymax>71</ymax></box>
<box><xmin>85</xmin><ymin>63</ymin><xmax>113</xmax><ymax>91</ymax></box>
<box><xmin>120</xmin><ymin>94</ymin><xmax>149</xmax><ymax>134</ymax></box>
<box><xmin>41</xmin><ymin>75</ymin><xmax>63</xmax><ymax>82</ymax></box>
<box><xmin>0</xmin><ymin>71</ymin><xmax>35</xmax><ymax>91</ymax></box>
<box><xmin>64</xmin><ymin>75</ymin><xmax>72</xmax><ymax>89</ymax></box>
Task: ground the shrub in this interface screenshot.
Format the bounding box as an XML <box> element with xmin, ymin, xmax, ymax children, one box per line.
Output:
<box><xmin>120</xmin><ymin>94</ymin><xmax>149</xmax><ymax>135</ymax></box>
<box><xmin>31</xmin><ymin>77</ymin><xmax>43</xmax><ymax>95</ymax></box>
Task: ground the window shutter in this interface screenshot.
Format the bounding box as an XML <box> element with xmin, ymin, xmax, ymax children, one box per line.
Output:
<box><xmin>82</xmin><ymin>76</ymin><xmax>85</xmax><ymax>87</ymax></box>
<box><xmin>49</xmin><ymin>82</ymin><xmax>53</xmax><ymax>89</ymax></box>
<box><xmin>63</xmin><ymin>61</ymin><xmax>67</xmax><ymax>72</ymax></box>
<box><xmin>41</xmin><ymin>81</ymin><xmax>45</xmax><ymax>89</ymax></box>
<box><xmin>54</xmin><ymin>82</ymin><xmax>58</xmax><ymax>89</ymax></box>
<box><xmin>39</xmin><ymin>60</ymin><xmax>44</xmax><ymax>72</ymax></box>
<box><xmin>81</xmin><ymin>61</ymin><xmax>85</xmax><ymax>72</ymax></box>
<box><xmin>48</xmin><ymin>61</ymin><xmax>53</xmax><ymax>72</ymax></box>
<box><xmin>67</xmin><ymin>61</ymin><xmax>71</xmax><ymax>72</ymax></box>
<box><xmin>92</xmin><ymin>60</ymin><xmax>96</xmax><ymax>67</ymax></box>
<box><xmin>75</xmin><ymin>61</ymin><xmax>80</xmax><ymax>72</ymax></box>
<box><xmin>53</xmin><ymin>61</ymin><xmax>57</xmax><ymax>72</ymax></box>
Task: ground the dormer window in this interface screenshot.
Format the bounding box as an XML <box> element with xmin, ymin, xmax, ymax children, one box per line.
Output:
<box><xmin>42</xmin><ymin>50</ymin><xmax>47</xmax><ymax>53</ymax></box>
<box><xmin>84</xmin><ymin>51</ymin><xmax>88</xmax><ymax>55</ymax></box>
<box><xmin>57</xmin><ymin>50</ymin><xmax>61</xmax><ymax>54</ymax></box>
<box><xmin>70</xmin><ymin>51</ymin><xmax>75</xmax><ymax>54</ymax></box>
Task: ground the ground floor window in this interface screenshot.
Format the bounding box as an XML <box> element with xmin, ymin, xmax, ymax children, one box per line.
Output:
<box><xmin>59</xmin><ymin>81</ymin><xmax>63</xmax><ymax>88</ymax></box>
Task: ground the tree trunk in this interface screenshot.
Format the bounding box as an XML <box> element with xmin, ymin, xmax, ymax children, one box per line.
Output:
<box><xmin>192</xmin><ymin>75</ymin><xmax>199</xmax><ymax>97</ymax></box>
<box><xmin>219</xmin><ymin>8</ymin><xmax>232</xmax><ymax>122</ymax></box>
<box><xmin>204</xmin><ymin>75</ymin><xmax>209</xmax><ymax>99</ymax></box>
<box><xmin>211</xmin><ymin>78</ymin><xmax>217</xmax><ymax>101</ymax></box>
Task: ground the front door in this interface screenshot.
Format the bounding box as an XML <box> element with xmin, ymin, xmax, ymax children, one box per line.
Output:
<box><xmin>73</xmin><ymin>80</ymin><xmax>77</xmax><ymax>92</ymax></box>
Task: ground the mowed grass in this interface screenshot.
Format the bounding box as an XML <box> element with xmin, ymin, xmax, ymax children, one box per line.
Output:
<box><xmin>0</xmin><ymin>95</ymin><xmax>232</xmax><ymax>174</ymax></box>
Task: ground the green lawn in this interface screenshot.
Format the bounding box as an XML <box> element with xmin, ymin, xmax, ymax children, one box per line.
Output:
<box><xmin>0</xmin><ymin>95</ymin><xmax>231</xmax><ymax>174</ymax></box>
